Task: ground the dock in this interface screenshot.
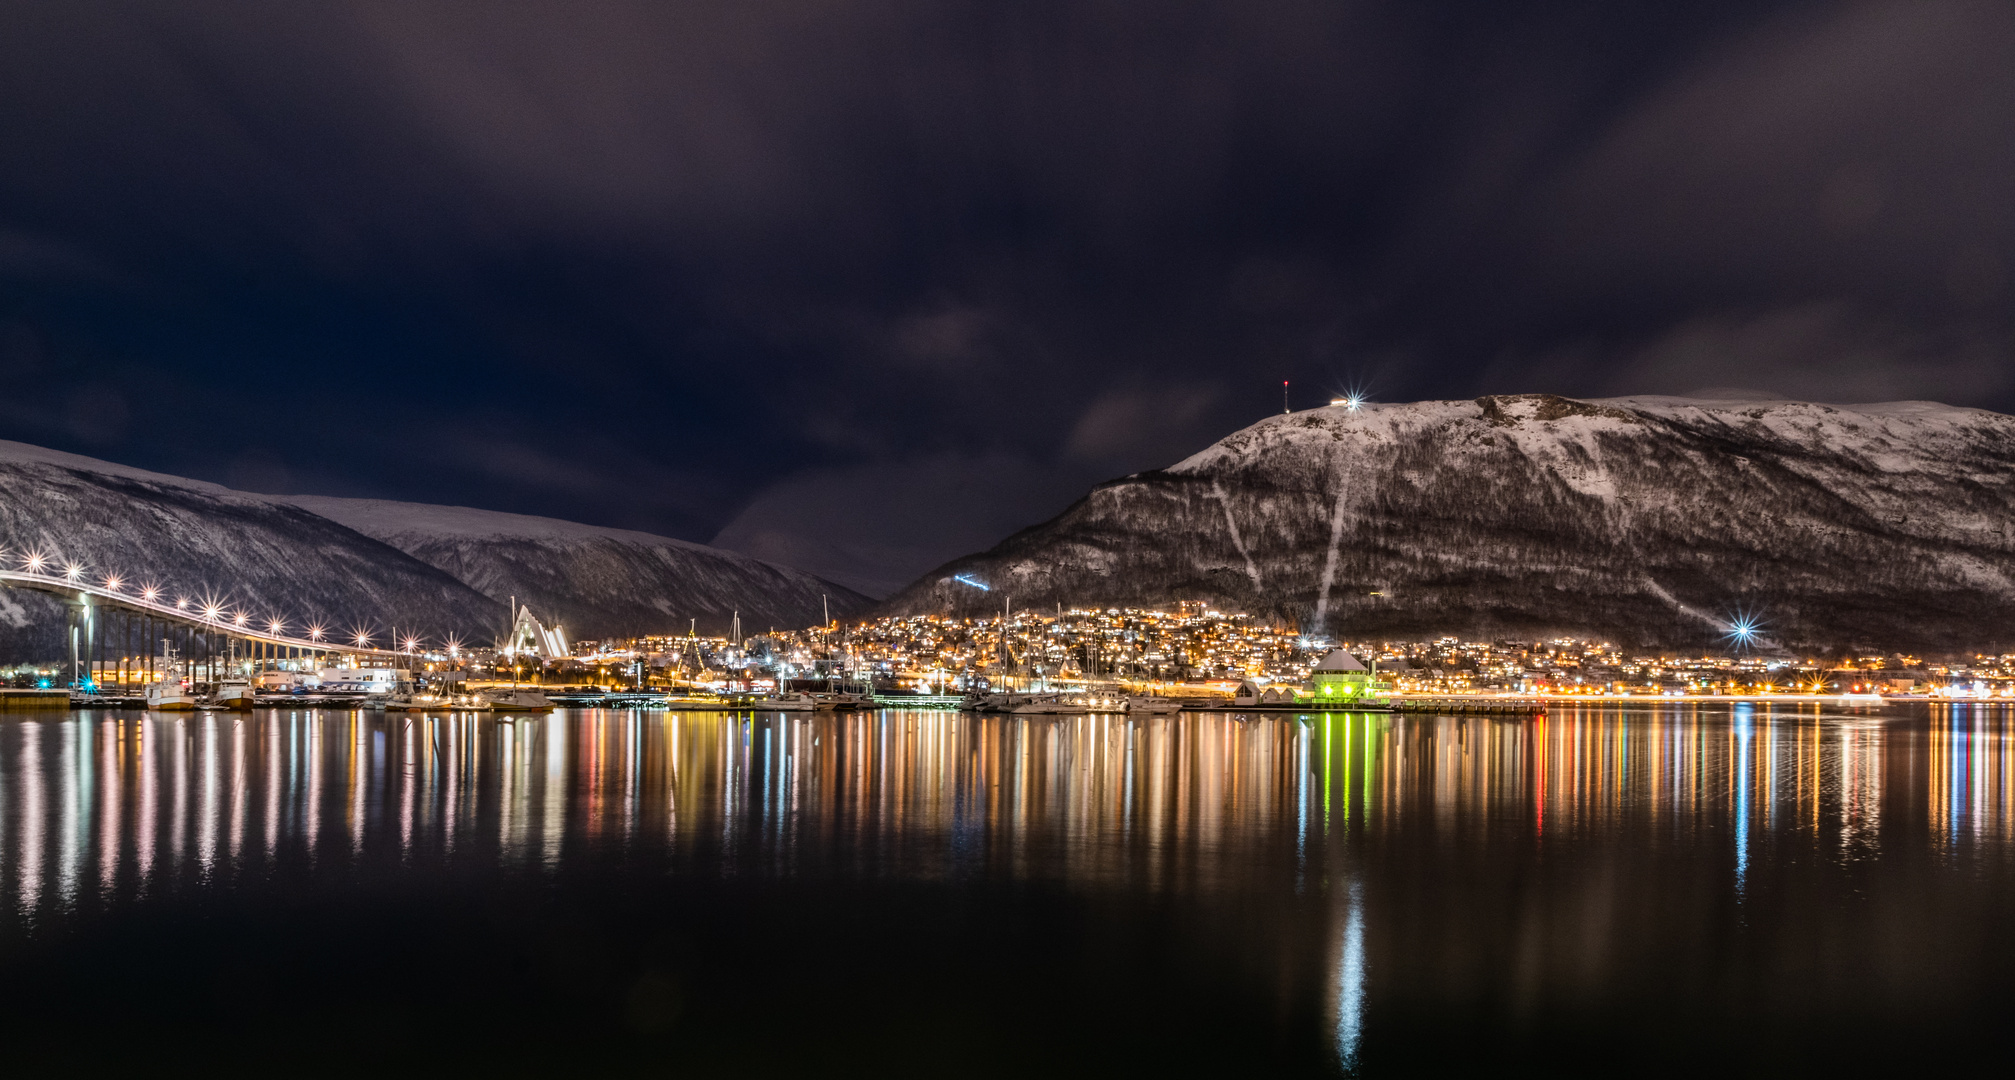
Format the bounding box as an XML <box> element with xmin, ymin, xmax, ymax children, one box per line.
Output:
<box><xmin>1391</xmin><ymin>696</ymin><xmax>1549</xmax><ymax>716</ymax></box>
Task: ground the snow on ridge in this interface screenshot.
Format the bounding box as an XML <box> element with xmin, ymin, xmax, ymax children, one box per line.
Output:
<box><xmin>1165</xmin><ymin>393</ymin><xmax>2007</xmax><ymax>476</ymax></box>
<box><xmin>0</xmin><ymin>436</ymin><xmax>795</xmax><ymax>574</ymax></box>
<box><xmin>282</xmin><ymin>495</ymin><xmax>725</xmax><ymax>553</ymax></box>
<box><xmin>1599</xmin><ymin>394</ymin><xmax>1994</xmax><ymax>422</ymax></box>
<box><xmin>1166</xmin><ymin>400</ymin><xmax>1472</xmax><ymax>474</ymax></box>
<box><xmin>0</xmin><ymin>438</ymin><xmax>233</xmax><ymax>493</ymax></box>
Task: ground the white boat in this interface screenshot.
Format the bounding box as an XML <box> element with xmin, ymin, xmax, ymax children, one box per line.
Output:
<box><xmin>969</xmin><ymin>693</ymin><xmax>1035</xmax><ymax>712</ymax></box>
<box><xmin>380</xmin><ymin>690</ymin><xmax>461</xmax><ymax>712</ymax></box>
<box><xmin>145</xmin><ymin>677</ymin><xmax>196</xmax><ymax>712</ymax></box>
<box><xmin>480</xmin><ymin>687</ymin><xmax>554</xmax><ymax>712</ymax></box>
<box><xmin>213</xmin><ymin>679</ymin><xmax>256</xmax><ymax>711</ymax></box>
<box><xmin>754</xmin><ymin>691</ymin><xmax>818</xmax><ymax>712</ymax></box>
<box><xmin>1124</xmin><ymin>695</ymin><xmax>1180</xmax><ymax>714</ymax></box>
<box><xmin>1008</xmin><ymin>694</ymin><xmax>1089</xmax><ymax>715</ymax></box>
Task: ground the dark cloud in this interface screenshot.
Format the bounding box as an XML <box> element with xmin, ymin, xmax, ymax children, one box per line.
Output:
<box><xmin>0</xmin><ymin>0</ymin><xmax>2011</xmax><ymax>593</ymax></box>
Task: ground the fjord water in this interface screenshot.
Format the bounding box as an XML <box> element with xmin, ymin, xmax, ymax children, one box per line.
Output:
<box><xmin>1</xmin><ymin>707</ymin><xmax>2011</xmax><ymax>1076</ymax></box>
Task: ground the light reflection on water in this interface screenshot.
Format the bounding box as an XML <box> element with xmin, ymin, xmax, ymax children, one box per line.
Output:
<box><xmin>5</xmin><ymin>704</ymin><xmax>2015</xmax><ymax>908</ymax></box>
<box><xmin>2</xmin><ymin>703</ymin><xmax>2014</xmax><ymax>1072</ymax></box>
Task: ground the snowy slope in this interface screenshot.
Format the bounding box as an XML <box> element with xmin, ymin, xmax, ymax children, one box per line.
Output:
<box><xmin>0</xmin><ymin>441</ymin><xmax>503</xmax><ymax>657</ymax></box>
<box><xmin>284</xmin><ymin>496</ymin><xmax>872</xmax><ymax>638</ymax></box>
<box><xmin>881</xmin><ymin>394</ymin><xmax>2015</xmax><ymax>649</ymax></box>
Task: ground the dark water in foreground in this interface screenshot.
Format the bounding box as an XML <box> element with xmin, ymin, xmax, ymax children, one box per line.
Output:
<box><xmin>1</xmin><ymin>705</ymin><xmax>2012</xmax><ymax>1076</ymax></box>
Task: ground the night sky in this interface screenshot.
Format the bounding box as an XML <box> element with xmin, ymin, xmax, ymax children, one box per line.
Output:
<box><xmin>2</xmin><ymin>1</ymin><xmax>2011</xmax><ymax>596</ymax></box>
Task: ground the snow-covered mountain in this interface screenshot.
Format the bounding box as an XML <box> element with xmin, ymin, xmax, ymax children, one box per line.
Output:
<box><xmin>0</xmin><ymin>441</ymin><xmax>502</xmax><ymax>658</ymax></box>
<box><xmin>284</xmin><ymin>496</ymin><xmax>872</xmax><ymax>639</ymax></box>
<box><xmin>0</xmin><ymin>438</ymin><xmax>867</xmax><ymax>659</ymax></box>
<box><xmin>882</xmin><ymin>394</ymin><xmax>2015</xmax><ymax>650</ymax></box>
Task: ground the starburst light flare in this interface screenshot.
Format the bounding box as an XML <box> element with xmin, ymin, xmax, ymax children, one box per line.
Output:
<box><xmin>64</xmin><ymin>562</ymin><xmax>85</xmax><ymax>582</ymax></box>
<box><xmin>308</xmin><ymin>623</ymin><xmax>326</xmax><ymax>641</ymax></box>
<box><xmin>103</xmin><ymin>574</ymin><xmax>123</xmax><ymax>592</ymax></box>
<box><xmin>141</xmin><ymin>583</ymin><xmax>160</xmax><ymax>602</ymax></box>
<box><xmin>1721</xmin><ymin>608</ymin><xmax>1765</xmax><ymax>652</ymax></box>
<box><xmin>22</xmin><ymin>550</ymin><xmax>47</xmax><ymax>573</ymax></box>
<box><xmin>268</xmin><ymin>619</ymin><xmax>285</xmax><ymax>635</ymax></box>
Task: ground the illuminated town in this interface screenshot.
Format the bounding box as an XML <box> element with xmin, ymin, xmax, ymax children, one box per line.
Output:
<box><xmin>447</xmin><ymin>603</ymin><xmax>2009</xmax><ymax>701</ymax></box>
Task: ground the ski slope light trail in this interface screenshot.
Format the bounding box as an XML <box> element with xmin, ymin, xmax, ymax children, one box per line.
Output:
<box><xmin>954</xmin><ymin>574</ymin><xmax>990</xmax><ymax>591</ymax></box>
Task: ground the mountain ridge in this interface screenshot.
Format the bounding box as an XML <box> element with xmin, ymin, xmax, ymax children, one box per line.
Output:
<box><xmin>880</xmin><ymin>393</ymin><xmax>2015</xmax><ymax>650</ymax></box>
<box><xmin>284</xmin><ymin>495</ymin><xmax>873</xmax><ymax>639</ymax></box>
<box><xmin>0</xmin><ymin>439</ymin><xmax>864</xmax><ymax>658</ymax></box>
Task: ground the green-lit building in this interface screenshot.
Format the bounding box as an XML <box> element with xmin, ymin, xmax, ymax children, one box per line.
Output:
<box><xmin>1301</xmin><ymin>649</ymin><xmax>1378</xmax><ymax>703</ymax></box>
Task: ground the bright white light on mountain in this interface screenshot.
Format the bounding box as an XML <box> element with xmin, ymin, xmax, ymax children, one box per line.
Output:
<box><xmin>1722</xmin><ymin>610</ymin><xmax>1764</xmax><ymax>650</ymax></box>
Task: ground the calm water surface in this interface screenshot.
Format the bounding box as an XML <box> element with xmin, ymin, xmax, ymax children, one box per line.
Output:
<box><xmin>1</xmin><ymin>704</ymin><xmax>2012</xmax><ymax>1076</ymax></box>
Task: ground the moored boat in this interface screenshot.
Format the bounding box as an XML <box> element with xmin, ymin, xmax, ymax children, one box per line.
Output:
<box><xmin>1008</xmin><ymin>694</ymin><xmax>1089</xmax><ymax>715</ymax></box>
<box><xmin>480</xmin><ymin>687</ymin><xmax>554</xmax><ymax>712</ymax></box>
<box><xmin>145</xmin><ymin>677</ymin><xmax>196</xmax><ymax>712</ymax></box>
<box><xmin>213</xmin><ymin>679</ymin><xmax>256</xmax><ymax>711</ymax></box>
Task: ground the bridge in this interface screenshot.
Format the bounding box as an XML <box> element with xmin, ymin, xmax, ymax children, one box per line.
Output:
<box><xmin>0</xmin><ymin>551</ymin><xmax>421</xmax><ymax>692</ymax></box>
